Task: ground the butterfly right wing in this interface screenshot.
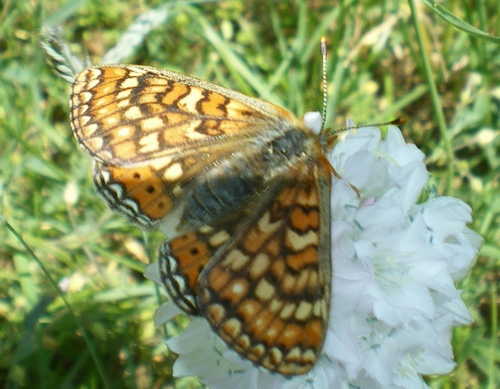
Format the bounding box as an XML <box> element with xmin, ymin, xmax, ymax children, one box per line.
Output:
<box><xmin>157</xmin><ymin>224</ymin><xmax>239</xmax><ymax>316</ymax></box>
<box><xmin>195</xmin><ymin>158</ymin><xmax>332</xmax><ymax>375</ymax></box>
<box><xmin>158</xmin><ymin>155</ymin><xmax>332</xmax><ymax>374</ymax></box>
<box><xmin>155</xmin><ymin>153</ymin><xmax>293</xmax><ymax>315</ymax></box>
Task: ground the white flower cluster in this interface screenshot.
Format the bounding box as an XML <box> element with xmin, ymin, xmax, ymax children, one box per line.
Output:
<box><xmin>146</xmin><ymin>126</ymin><xmax>482</xmax><ymax>389</ymax></box>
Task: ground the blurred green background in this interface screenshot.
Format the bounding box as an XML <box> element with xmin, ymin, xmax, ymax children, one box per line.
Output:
<box><xmin>1</xmin><ymin>0</ymin><xmax>498</xmax><ymax>388</ymax></box>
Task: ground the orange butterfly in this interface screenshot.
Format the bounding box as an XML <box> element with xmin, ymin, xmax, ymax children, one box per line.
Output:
<box><xmin>70</xmin><ymin>65</ymin><xmax>333</xmax><ymax>375</ymax></box>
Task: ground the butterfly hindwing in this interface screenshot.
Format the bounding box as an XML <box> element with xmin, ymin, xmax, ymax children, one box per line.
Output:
<box><xmin>158</xmin><ymin>226</ymin><xmax>234</xmax><ymax>315</ymax></box>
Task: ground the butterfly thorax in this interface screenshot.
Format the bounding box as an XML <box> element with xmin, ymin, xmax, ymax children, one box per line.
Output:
<box><xmin>180</xmin><ymin>124</ymin><xmax>320</xmax><ymax>232</ymax></box>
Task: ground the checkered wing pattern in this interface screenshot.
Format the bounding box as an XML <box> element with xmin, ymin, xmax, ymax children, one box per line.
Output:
<box><xmin>70</xmin><ymin>64</ymin><xmax>333</xmax><ymax>376</ymax></box>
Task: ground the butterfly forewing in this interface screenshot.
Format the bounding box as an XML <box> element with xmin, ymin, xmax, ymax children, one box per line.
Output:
<box><xmin>69</xmin><ymin>64</ymin><xmax>334</xmax><ymax>376</ymax></box>
<box><xmin>195</xmin><ymin>160</ymin><xmax>331</xmax><ymax>375</ymax></box>
<box><xmin>70</xmin><ymin>65</ymin><xmax>296</xmax><ymax>165</ymax></box>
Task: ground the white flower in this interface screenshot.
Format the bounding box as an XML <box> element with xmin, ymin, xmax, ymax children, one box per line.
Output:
<box><xmin>146</xmin><ymin>125</ymin><xmax>482</xmax><ymax>388</ymax></box>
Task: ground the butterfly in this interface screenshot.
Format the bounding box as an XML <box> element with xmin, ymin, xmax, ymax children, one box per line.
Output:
<box><xmin>70</xmin><ymin>64</ymin><xmax>334</xmax><ymax>376</ymax></box>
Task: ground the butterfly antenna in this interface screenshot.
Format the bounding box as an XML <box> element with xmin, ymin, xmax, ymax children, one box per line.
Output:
<box><xmin>331</xmin><ymin>116</ymin><xmax>408</xmax><ymax>134</ymax></box>
<box><xmin>320</xmin><ymin>37</ymin><xmax>328</xmax><ymax>131</ymax></box>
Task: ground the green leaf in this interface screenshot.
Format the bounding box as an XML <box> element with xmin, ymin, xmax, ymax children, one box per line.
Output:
<box><xmin>422</xmin><ymin>0</ymin><xmax>500</xmax><ymax>44</ymax></box>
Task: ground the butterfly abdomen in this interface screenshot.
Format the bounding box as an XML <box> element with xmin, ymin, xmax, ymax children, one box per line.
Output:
<box><xmin>181</xmin><ymin>162</ymin><xmax>264</xmax><ymax>227</ymax></box>
<box><xmin>180</xmin><ymin>126</ymin><xmax>317</xmax><ymax>230</ymax></box>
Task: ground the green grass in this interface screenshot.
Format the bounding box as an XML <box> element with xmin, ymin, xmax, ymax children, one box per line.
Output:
<box><xmin>1</xmin><ymin>0</ymin><xmax>498</xmax><ymax>388</ymax></box>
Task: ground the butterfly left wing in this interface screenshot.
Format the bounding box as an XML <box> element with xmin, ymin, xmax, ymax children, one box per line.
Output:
<box><xmin>70</xmin><ymin>65</ymin><xmax>297</xmax><ymax>166</ymax></box>
<box><xmin>91</xmin><ymin>140</ymin><xmax>269</xmax><ymax>231</ymax></box>
<box><xmin>71</xmin><ymin>65</ymin><xmax>301</xmax><ymax>232</ymax></box>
